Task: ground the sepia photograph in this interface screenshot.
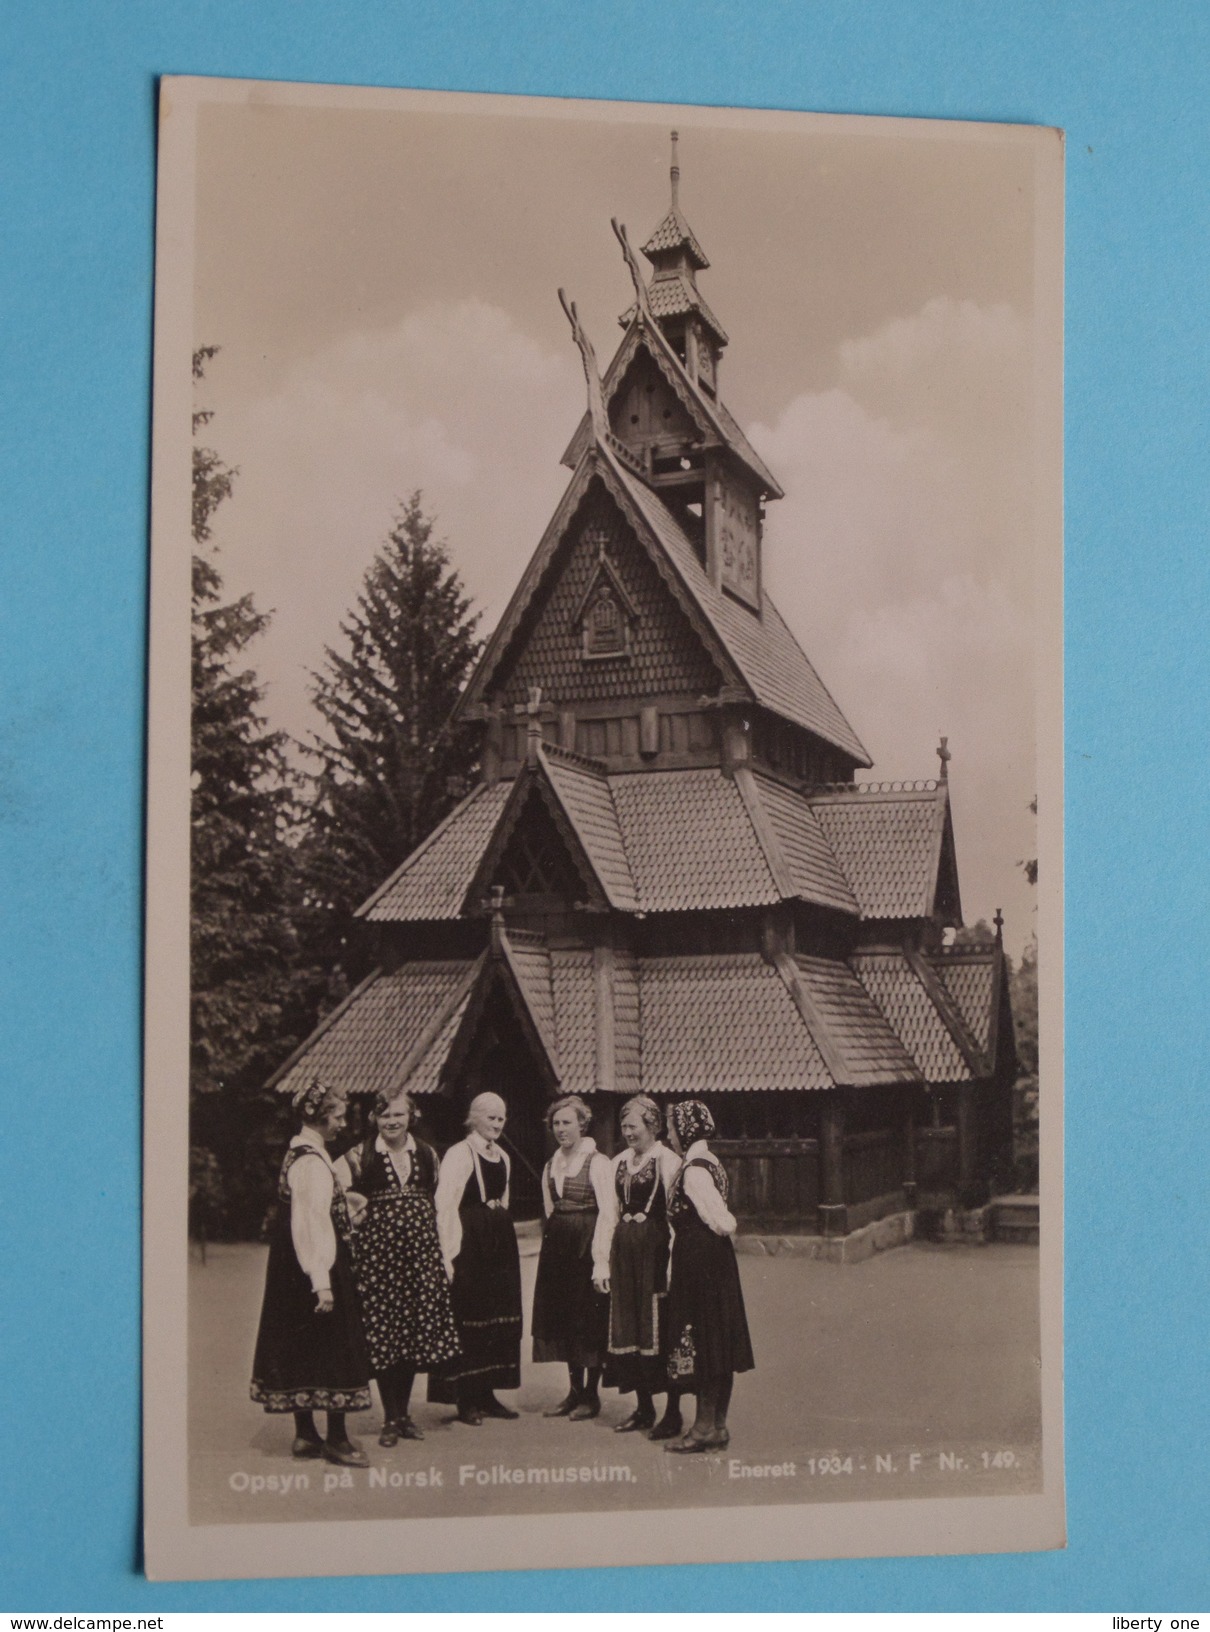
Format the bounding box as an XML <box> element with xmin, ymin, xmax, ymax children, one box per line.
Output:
<box><xmin>144</xmin><ymin>77</ymin><xmax>1064</xmax><ymax>1580</ymax></box>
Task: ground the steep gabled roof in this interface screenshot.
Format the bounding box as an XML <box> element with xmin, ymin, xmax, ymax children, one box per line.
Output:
<box><xmin>540</xmin><ymin>744</ymin><xmax>637</xmax><ymax>910</ymax></box>
<box><xmin>267</xmin><ymin>960</ymin><xmax>480</xmax><ymax>1099</ymax></box>
<box><xmin>461</xmin><ymin>758</ymin><xmax>610</xmax><ymax>913</ymax></box>
<box><xmin>457</xmin><ymin>444</ymin><xmax>866</xmax><ymax>757</ymax></box>
<box><xmin>561</xmin><ymin>318</ymin><xmax>782</xmax><ymax>498</ymax></box>
<box><xmin>612</xmin><ymin>459</ymin><xmax>869</xmax><ymax>761</ymax></box>
<box><xmin>808</xmin><ymin>781</ymin><xmax>959</xmax><ymax>921</ymax></box>
<box><xmin>357</xmin><ymin>782</ymin><xmax>512</xmax><ymax>921</ymax></box>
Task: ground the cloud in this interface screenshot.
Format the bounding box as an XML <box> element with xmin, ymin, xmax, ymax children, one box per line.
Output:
<box><xmin>750</xmin><ymin>296</ymin><xmax>1038</xmax><ymax>945</ymax></box>
<box><xmin>209</xmin><ymin>299</ymin><xmax>582</xmax><ymax>743</ymax></box>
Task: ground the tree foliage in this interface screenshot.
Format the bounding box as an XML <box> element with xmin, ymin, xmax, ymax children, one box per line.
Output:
<box><xmin>190</xmin><ymin>349</ymin><xmax>305</xmax><ymax>1235</ymax></box>
<box><xmin>299</xmin><ymin>493</ymin><xmax>482</xmax><ymax>975</ymax></box>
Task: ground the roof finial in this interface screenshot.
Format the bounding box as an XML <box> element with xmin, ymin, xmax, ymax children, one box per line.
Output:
<box><xmin>993</xmin><ymin>906</ymin><xmax>1004</xmax><ymax>941</ymax></box>
<box><xmin>937</xmin><ymin>734</ymin><xmax>951</xmax><ymax>781</ymax></box>
<box><xmin>670</xmin><ymin>129</ymin><xmax>679</xmax><ymax>209</ymax></box>
<box><xmin>558</xmin><ymin>288</ymin><xmax>607</xmax><ymax>443</ymax></box>
<box><xmin>612</xmin><ymin>218</ymin><xmax>654</xmax><ymax>325</ymax></box>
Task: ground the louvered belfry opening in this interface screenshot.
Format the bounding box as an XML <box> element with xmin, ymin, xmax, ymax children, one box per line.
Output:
<box><xmin>269</xmin><ymin>140</ymin><xmax>1017</xmax><ymax>1237</ymax></box>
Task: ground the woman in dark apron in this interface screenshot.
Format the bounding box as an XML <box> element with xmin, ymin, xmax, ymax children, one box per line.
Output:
<box><xmin>428</xmin><ymin>1092</ymin><xmax>522</xmax><ymax>1426</ymax></box>
<box><xmin>250</xmin><ymin>1080</ymin><xmax>372</xmax><ymax>1466</ymax></box>
<box><xmin>603</xmin><ymin>1094</ymin><xmax>684</xmax><ymax>1439</ymax></box>
<box><xmin>531</xmin><ymin>1094</ymin><xmax>613</xmax><ymax>1420</ymax></box>
<box><xmin>663</xmin><ymin>1099</ymin><xmax>755</xmax><ymax>1453</ymax></box>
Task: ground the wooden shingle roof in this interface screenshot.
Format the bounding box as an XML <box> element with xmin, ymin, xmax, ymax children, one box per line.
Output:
<box><xmin>268</xmin><ymin>960</ymin><xmax>478</xmax><ymax>1100</ymax></box>
<box><xmin>358</xmin><ymin>783</ymin><xmax>512</xmax><ymax>922</ymax></box>
<box><xmin>639</xmin><ymin>952</ymin><xmax>833</xmax><ymax>1093</ymax></box>
<box><xmin>850</xmin><ymin>949</ymin><xmax>974</xmax><ymax>1083</ymax></box>
<box><xmin>808</xmin><ymin>782</ymin><xmax>958</xmax><ymax>922</ymax></box>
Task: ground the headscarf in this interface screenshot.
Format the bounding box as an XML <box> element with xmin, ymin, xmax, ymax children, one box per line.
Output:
<box><xmin>292</xmin><ymin>1078</ymin><xmax>341</xmax><ymax>1124</ymax></box>
<box><xmin>669</xmin><ymin>1099</ymin><xmax>715</xmax><ymax>1149</ymax></box>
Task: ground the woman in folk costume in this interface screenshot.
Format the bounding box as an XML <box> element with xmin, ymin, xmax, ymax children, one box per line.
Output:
<box><xmin>428</xmin><ymin>1092</ymin><xmax>523</xmax><ymax>1426</ymax></box>
<box><xmin>250</xmin><ymin>1080</ymin><xmax>373</xmax><ymax>1467</ymax></box>
<box><xmin>662</xmin><ymin>1099</ymin><xmax>755</xmax><ymax>1454</ymax></box>
<box><xmin>334</xmin><ymin>1089</ymin><xmax>460</xmax><ymax>1447</ymax></box>
<box><xmin>603</xmin><ymin>1094</ymin><xmax>685</xmax><ymax>1440</ymax></box>
<box><xmin>531</xmin><ymin>1094</ymin><xmax>615</xmax><ymax>1420</ymax></box>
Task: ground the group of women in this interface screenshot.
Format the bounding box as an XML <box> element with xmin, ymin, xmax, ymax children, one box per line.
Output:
<box><xmin>250</xmin><ymin>1081</ymin><xmax>754</xmax><ymax>1466</ymax></box>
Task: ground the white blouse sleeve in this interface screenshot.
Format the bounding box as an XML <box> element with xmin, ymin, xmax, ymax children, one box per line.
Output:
<box><xmin>657</xmin><ymin>1143</ymin><xmax>682</xmax><ymax>1195</ymax></box>
<box><xmin>435</xmin><ymin>1142</ymin><xmax>473</xmax><ymax>1271</ymax></box>
<box><xmin>682</xmin><ymin>1162</ymin><xmax>737</xmax><ymax>1237</ymax></box>
<box><xmin>589</xmin><ymin>1152</ymin><xmax>617</xmax><ymax>1278</ymax></box>
<box><xmin>541</xmin><ymin>1159</ymin><xmax>555</xmax><ymax>1219</ymax></box>
<box><xmin>288</xmin><ymin>1155</ymin><xmax>338</xmax><ymax>1293</ymax></box>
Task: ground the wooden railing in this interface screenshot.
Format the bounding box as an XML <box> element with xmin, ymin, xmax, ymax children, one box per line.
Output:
<box><xmin>842</xmin><ymin>1128</ymin><xmax>901</xmax><ymax>1207</ymax></box>
<box><xmin>713</xmin><ymin>1138</ymin><xmax>820</xmax><ymax>1222</ymax></box>
<box><xmin>915</xmin><ymin>1125</ymin><xmax>959</xmax><ymax>1192</ymax></box>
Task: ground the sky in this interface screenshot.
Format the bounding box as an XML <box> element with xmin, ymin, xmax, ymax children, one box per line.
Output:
<box><xmin>191</xmin><ymin>90</ymin><xmax>1044</xmax><ymax>955</ymax></box>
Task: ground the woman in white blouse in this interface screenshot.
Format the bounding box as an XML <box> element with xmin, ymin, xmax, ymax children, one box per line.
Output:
<box><xmin>426</xmin><ymin>1092</ymin><xmax>523</xmax><ymax>1427</ymax></box>
<box><xmin>531</xmin><ymin>1094</ymin><xmax>616</xmax><ymax>1420</ymax></box>
<box><xmin>250</xmin><ymin>1080</ymin><xmax>372</xmax><ymax>1466</ymax></box>
<box><xmin>662</xmin><ymin>1099</ymin><xmax>755</xmax><ymax>1453</ymax></box>
<box><xmin>602</xmin><ymin>1095</ymin><xmax>685</xmax><ymax>1440</ymax></box>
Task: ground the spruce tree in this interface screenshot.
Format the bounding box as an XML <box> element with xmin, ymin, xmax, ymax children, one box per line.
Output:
<box><xmin>300</xmin><ymin>493</ymin><xmax>482</xmax><ymax>975</ymax></box>
<box><xmin>190</xmin><ymin>349</ymin><xmax>304</xmax><ymax>1236</ymax></box>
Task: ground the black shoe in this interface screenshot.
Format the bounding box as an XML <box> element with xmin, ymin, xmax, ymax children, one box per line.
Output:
<box><xmin>614</xmin><ymin>1409</ymin><xmax>656</xmax><ymax>1434</ymax></box>
<box><xmin>664</xmin><ymin>1431</ymin><xmax>714</xmax><ymax>1455</ymax></box>
<box><xmin>456</xmin><ymin>1405</ymin><xmax>483</xmax><ymax>1426</ymax></box>
<box><xmin>569</xmin><ymin>1395</ymin><xmax>601</xmax><ymax>1420</ymax></box>
<box><xmin>479</xmin><ymin>1395</ymin><xmax>520</xmax><ymax>1420</ymax></box>
<box><xmin>378</xmin><ymin>1420</ymin><xmax>400</xmax><ymax>1448</ymax></box>
<box><xmin>292</xmin><ymin>1435</ymin><xmax>324</xmax><ymax>1459</ymax></box>
<box><xmin>397</xmin><ymin>1416</ymin><xmax>425</xmax><ymax>1441</ymax></box>
<box><xmin>647</xmin><ymin>1413</ymin><xmax>684</xmax><ymax>1441</ymax></box>
<box><xmin>323</xmin><ymin>1439</ymin><xmax>370</xmax><ymax>1467</ymax></box>
<box><xmin>543</xmin><ymin>1392</ymin><xmax>580</xmax><ymax>1418</ymax></box>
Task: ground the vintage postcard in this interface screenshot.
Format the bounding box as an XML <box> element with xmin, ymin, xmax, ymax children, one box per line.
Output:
<box><xmin>145</xmin><ymin>76</ymin><xmax>1064</xmax><ymax>1580</ymax></box>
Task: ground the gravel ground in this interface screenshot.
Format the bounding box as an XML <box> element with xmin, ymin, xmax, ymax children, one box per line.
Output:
<box><xmin>189</xmin><ymin>1237</ymin><xmax>1042</xmax><ymax>1526</ymax></box>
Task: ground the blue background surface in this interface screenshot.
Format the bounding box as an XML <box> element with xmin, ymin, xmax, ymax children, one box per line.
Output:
<box><xmin>2</xmin><ymin>0</ymin><xmax>1207</xmax><ymax>1610</ymax></box>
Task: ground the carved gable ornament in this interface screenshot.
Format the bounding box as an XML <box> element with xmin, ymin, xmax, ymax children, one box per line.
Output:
<box><xmin>573</xmin><ymin>532</ymin><xmax>639</xmax><ymax>660</ymax></box>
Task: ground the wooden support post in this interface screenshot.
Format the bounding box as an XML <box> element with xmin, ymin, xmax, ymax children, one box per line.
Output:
<box><xmin>818</xmin><ymin>1093</ymin><xmax>847</xmax><ymax>1236</ymax></box>
<box><xmin>559</xmin><ymin>710</ymin><xmax>577</xmax><ymax>751</ymax></box>
<box><xmin>903</xmin><ymin>1091</ymin><xmax>918</xmax><ymax>1209</ymax></box>
<box><xmin>956</xmin><ymin>1082</ymin><xmax>979</xmax><ymax>1206</ymax></box>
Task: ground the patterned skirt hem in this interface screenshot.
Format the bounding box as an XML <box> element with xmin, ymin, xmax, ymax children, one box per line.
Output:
<box><xmin>250</xmin><ymin>1383</ymin><xmax>372</xmax><ymax>1413</ymax></box>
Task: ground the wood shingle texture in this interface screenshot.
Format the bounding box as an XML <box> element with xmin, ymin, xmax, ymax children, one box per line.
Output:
<box><xmin>850</xmin><ymin>950</ymin><xmax>973</xmax><ymax>1083</ymax></box>
<box><xmin>269</xmin><ymin>961</ymin><xmax>476</xmax><ymax>1101</ymax></box>
<box><xmin>929</xmin><ymin>950</ymin><xmax>998</xmax><ymax>1056</ymax></box>
<box><xmin>359</xmin><ymin>782</ymin><xmax>512</xmax><ymax>922</ymax></box>
<box><xmin>639</xmin><ymin>953</ymin><xmax>834</xmax><ymax>1094</ymax></box>
<box><xmin>808</xmin><ymin>782</ymin><xmax>951</xmax><ymax>921</ymax></box>
<box><xmin>792</xmin><ymin>955</ymin><xmax>920</xmax><ymax>1086</ymax></box>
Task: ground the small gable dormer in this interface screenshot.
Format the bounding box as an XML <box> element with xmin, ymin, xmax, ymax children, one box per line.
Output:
<box><xmin>573</xmin><ymin>534</ymin><xmax>639</xmax><ymax>661</ymax></box>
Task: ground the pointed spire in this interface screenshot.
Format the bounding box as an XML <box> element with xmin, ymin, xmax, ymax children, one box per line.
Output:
<box><xmin>670</xmin><ymin>129</ymin><xmax>680</xmax><ymax>209</ymax></box>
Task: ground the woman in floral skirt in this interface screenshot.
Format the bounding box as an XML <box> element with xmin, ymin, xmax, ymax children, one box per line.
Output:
<box><xmin>336</xmin><ymin>1089</ymin><xmax>460</xmax><ymax>1446</ymax></box>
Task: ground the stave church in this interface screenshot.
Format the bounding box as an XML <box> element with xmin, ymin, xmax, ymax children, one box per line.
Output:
<box><xmin>269</xmin><ymin>139</ymin><xmax>1017</xmax><ymax>1237</ymax></box>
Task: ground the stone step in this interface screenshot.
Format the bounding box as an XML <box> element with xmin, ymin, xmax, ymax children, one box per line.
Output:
<box><xmin>988</xmin><ymin>1194</ymin><xmax>1039</xmax><ymax>1244</ymax></box>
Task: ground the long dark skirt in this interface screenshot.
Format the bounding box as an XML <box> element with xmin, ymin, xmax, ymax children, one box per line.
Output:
<box><xmin>250</xmin><ymin>1231</ymin><xmax>372</xmax><ymax>1413</ymax></box>
<box><xmin>428</xmin><ymin>1205</ymin><xmax>522</xmax><ymax>1402</ymax></box>
<box><xmin>532</xmin><ymin>1210</ymin><xmax>609</xmax><ymax>1367</ymax></box>
<box><xmin>665</xmin><ymin>1219</ymin><xmax>755</xmax><ymax>1387</ymax></box>
<box><xmin>603</xmin><ymin>1216</ymin><xmax>672</xmax><ymax>1397</ymax></box>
